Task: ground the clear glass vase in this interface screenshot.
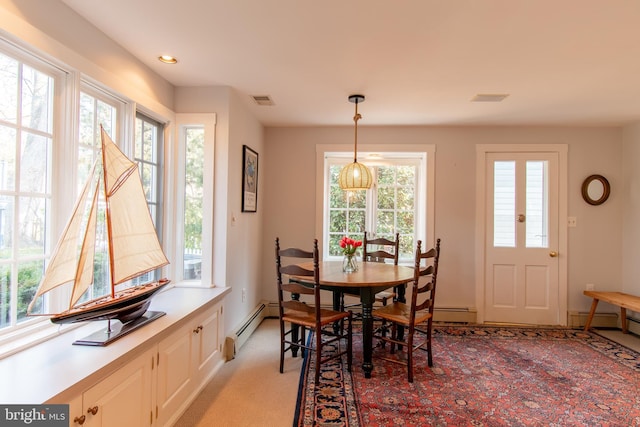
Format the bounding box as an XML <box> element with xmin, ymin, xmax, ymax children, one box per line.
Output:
<box><xmin>342</xmin><ymin>254</ymin><xmax>358</xmax><ymax>273</ymax></box>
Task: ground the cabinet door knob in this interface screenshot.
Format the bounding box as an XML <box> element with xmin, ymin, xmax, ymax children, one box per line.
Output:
<box><xmin>87</xmin><ymin>406</ymin><xmax>99</xmax><ymax>415</ymax></box>
<box><xmin>74</xmin><ymin>415</ymin><xmax>86</xmax><ymax>425</ymax></box>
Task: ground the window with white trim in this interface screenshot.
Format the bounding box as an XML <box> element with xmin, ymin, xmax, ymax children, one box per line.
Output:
<box><xmin>133</xmin><ymin>113</ymin><xmax>165</xmax><ymax>285</ymax></box>
<box><xmin>322</xmin><ymin>149</ymin><xmax>433</xmax><ymax>264</ymax></box>
<box><xmin>0</xmin><ymin>47</ymin><xmax>61</xmax><ymax>330</ymax></box>
<box><xmin>174</xmin><ymin>114</ymin><xmax>215</xmax><ymax>286</ymax></box>
<box><xmin>76</xmin><ymin>85</ymin><xmax>122</xmax><ymax>300</ymax></box>
<box><xmin>182</xmin><ymin>126</ymin><xmax>204</xmax><ymax>281</ymax></box>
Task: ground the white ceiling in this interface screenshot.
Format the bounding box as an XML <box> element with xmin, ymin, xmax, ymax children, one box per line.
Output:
<box><xmin>60</xmin><ymin>0</ymin><xmax>640</xmax><ymax>127</ymax></box>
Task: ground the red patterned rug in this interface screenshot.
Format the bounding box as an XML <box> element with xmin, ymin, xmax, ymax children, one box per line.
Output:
<box><xmin>294</xmin><ymin>326</ymin><xmax>640</xmax><ymax>426</ymax></box>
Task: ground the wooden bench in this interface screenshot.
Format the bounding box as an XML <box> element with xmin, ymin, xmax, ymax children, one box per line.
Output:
<box><xmin>583</xmin><ymin>290</ymin><xmax>640</xmax><ymax>333</ymax></box>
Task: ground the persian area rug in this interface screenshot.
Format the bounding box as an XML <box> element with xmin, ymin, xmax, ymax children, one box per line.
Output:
<box><xmin>294</xmin><ymin>326</ymin><xmax>640</xmax><ymax>427</ymax></box>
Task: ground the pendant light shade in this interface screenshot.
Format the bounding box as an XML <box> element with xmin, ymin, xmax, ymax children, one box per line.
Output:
<box><xmin>338</xmin><ymin>161</ymin><xmax>372</xmax><ymax>190</ymax></box>
<box><xmin>339</xmin><ymin>94</ymin><xmax>372</xmax><ymax>191</ymax></box>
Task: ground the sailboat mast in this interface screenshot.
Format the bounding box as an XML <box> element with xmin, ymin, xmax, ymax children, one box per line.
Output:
<box><xmin>101</xmin><ymin>127</ymin><xmax>117</xmax><ymax>299</ymax></box>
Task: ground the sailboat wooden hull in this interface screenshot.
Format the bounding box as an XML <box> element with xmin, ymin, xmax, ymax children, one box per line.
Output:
<box><xmin>50</xmin><ymin>279</ymin><xmax>171</xmax><ymax>325</ymax></box>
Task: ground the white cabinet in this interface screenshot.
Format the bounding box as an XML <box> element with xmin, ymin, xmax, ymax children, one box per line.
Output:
<box><xmin>155</xmin><ymin>302</ymin><xmax>223</xmax><ymax>427</ymax></box>
<box><xmin>193</xmin><ymin>303</ymin><xmax>223</xmax><ymax>377</ymax></box>
<box><xmin>68</xmin><ymin>300</ymin><xmax>224</xmax><ymax>427</ymax></box>
<box><xmin>70</xmin><ymin>348</ymin><xmax>154</xmax><ymax>426</ymax></box>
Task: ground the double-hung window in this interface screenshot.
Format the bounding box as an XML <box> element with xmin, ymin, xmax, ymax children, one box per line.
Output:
<box><xmin>134</xmin><ymin>113</ymin><xmax>165</xmax><ymax>285</ymax></box>
<box><xmin>0</xmin><ymin>47</ymin><xmax>62</xmax><ymax>329</ymax></box>
<box><xmin>76</xmin><ymin>84</ymin><xmax>122</xmax><ymax>300</ymax></box>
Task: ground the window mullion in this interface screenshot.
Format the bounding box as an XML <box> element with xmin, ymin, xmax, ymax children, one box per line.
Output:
<box><xmin>367</xmin><ymin>166</ymin><xmax>377</xmax><ymax>237</ymax></box>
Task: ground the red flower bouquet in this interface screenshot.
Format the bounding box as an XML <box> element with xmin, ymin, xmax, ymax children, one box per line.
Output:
<box><xmin>339</xmin><ymin>236</ymin><xmax>362</xmax><ymax>256</ymax></box>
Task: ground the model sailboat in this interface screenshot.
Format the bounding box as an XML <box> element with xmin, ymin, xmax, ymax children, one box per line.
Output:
<box><xmin>28</xmin><ymin>127</ymin><xmax>170</xmax><ymax>328</ymax></box>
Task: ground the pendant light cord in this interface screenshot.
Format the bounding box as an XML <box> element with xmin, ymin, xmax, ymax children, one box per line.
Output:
<box><xmin>353</xmin><ymin>100</ymin><xmax>361</xmax><ymax>163</ymax></box>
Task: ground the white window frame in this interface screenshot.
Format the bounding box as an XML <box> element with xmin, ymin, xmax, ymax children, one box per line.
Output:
<box><xmin>172</xmin><ymin>114</ymin><xmax>216</xmax><ymax>286</ymax></box>
<box><xmin>0</xmin><ymin>37</ymin><xmax>75</xmax><ymax>354</ymax></box>
<box><xmin>316</xmin><ymin>144</ymin><xmax>436</xmax><ymax>264</ymax></box>
<box><xmin>133</xmin><ymin>112</ymin><xmax>166</xmax><ymax>286</ymax></box>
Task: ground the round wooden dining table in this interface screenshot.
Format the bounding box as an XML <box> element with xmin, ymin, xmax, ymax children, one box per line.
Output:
<box><xmin>295</xmin><ymin>260</ymin><xmax>415</xmax><ymax>378</ymax></box>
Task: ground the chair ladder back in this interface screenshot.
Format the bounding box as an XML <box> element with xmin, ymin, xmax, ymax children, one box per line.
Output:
<box><xmin>363</xmin><ymin>232</ymin><xmax>400</xmax><ymax>265</ymax></box>
<box><xmin>411</xmin><ymin>239</ymin><xmax>442</xmax><ymax>316</ymax></box>
<box><xmin>279</xmin><ymin>247</ymin><xmax>314</xmax><ymax>259</ymax></box>
<box><xmin>372</xmin><ymin>237</ymin><xmax>442</xmax><ymax>382</ymax></box>
<box><xmin>275</xmin><ymin>237</ymin><xmax>320</xmax><ymax>314</ymax></box>
<box><xmin>274</xmin><ymin>237</ymin><xmax>352</xmax><ymax>384</ymax></box>
<box><xmin>280</xmin><ymin>281</ymin><xmax>314</xmax><ymax>295</ymax></box>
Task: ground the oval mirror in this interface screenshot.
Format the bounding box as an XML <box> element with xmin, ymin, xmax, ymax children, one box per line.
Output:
<box><xmin>581</xmin><ymin>174</ymin><xmax>610</xmax><ymax>205</ymax></box>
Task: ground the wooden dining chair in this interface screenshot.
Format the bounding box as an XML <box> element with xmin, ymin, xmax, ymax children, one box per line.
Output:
<box><xmin>275</xmin><ymin>237</ymin><xmax>353</xmax><ymax>384</ymax></box>
<box><xmin>372</xmin><ymin>238</ymin><xmax>441</xmax><ymax>382</ymax></box>
<box><xmin>341</xmin><ymin>232</ymin><xmax>401</xmax><ymax>313</ymax></box>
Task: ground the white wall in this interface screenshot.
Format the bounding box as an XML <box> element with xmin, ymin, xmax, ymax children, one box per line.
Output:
<box><xmin>622</xmin><ymin>123</ymin><xmax>640</xmax><ymax>298</ymax></box>
<box><xmin>262</xmin><ymin>125</ymin><xmax>624</xmax><ymax>318</ymax></box>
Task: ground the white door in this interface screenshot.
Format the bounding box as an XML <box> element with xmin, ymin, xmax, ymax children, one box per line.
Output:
<box><xmin>484</xmin><ymin>152</ymin><xmax>560</xmax><ymax>325</ymax></box>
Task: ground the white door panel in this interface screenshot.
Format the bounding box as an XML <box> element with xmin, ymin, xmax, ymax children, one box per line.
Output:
<box><xmin>484</xmin><ymin>152</ymin><xmax>559</xmax><ymax>325</ymax></box>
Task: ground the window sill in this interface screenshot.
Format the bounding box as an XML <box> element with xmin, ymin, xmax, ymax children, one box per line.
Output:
<box><xmin>0</xmin><ymin>283</ymin><xmax>218</xmax><ymax>360</ymax></box>
<box><xmin>0</xmin><ymin>321</ymin><xmax>82</xmax><ymax>360</ymax></box>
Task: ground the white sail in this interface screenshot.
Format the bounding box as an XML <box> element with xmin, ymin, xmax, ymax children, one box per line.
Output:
<box><xmin>27</xmin><ymin>163</ymin><xmax>98</xmax><ymax>313</ymax></box>
<box><xmin>70</xmin><ymin>181</ymin><xmax>99</xmax><ymax>308</ymax></box>
<box><xmin>101</xmin><ymin>128</ymin><xmax>169</xmax><ymax>286</ymax></box>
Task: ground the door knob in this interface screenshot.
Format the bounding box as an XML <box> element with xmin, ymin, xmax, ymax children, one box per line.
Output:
<box><xmin>517</xmin><ymin>214</ymin><xmax>526</xmax><ymax>223</ymax></box>
<box><xmin>549</xmin><ymin>251</ymin><xmax>558</xmax><ymax>257</ymax></box>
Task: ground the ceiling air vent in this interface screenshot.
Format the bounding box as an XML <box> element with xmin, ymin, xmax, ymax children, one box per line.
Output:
<box><xmin>471</xmin><ymin>94</ymin><xmax>509</xmax><ymax>102</ymax></box>
<box><xmin>251</xmin><ymin>95</ymin><xmax>274</xmax><ymax>106</ymax></box>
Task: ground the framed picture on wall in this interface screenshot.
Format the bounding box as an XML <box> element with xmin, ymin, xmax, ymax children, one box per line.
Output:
<box><xmin>242</xmin><ymin>145</ymin><xmax>258</xmax><ymax>212</ymax></box>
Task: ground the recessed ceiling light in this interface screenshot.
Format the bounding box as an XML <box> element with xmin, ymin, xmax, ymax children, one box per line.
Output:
<box><xmin>471</xmin><ymin>94</ymin><xmax>509</xmax><ymax>102</ymax></box>
<box><xmin>158</xmin><ymin>55</ymin><xmax>178</xmax><ymax>64</ymax></box>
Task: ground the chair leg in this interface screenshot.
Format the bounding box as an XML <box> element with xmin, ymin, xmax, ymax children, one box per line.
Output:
<box><xmin>299</xmin><ymin>326</ymin><xmax>306</xmax><ymax>358</ymax></box>
<box><xmin>315</xmin><ymin>326</ymin><xmax>322</xmax><ymax>385</ymax></box>
<box><xmin>390</xmin><ymin>323</ymin><xmax>397</xmax><ymax>354</ymax></box>
<box><xmin>427</xmin><ymin>320</ymin><xmax>433</xmax><ymax>367</ymax></box>
<box><xmin>407</xmin><ymin>329</ymin><xmax>414</xmax><ymax>383</ymax></box>
<box><xmin>347</xmin><ymin>313</ymin><xmax>353</xmax><ymax>372</ymax></box>
<box><xmin>279</xmin><ymin>322</ymin><xmax>286</xmax><ymax>374</ymax></box>
<box><xmin>380</xmin><ymin>298</ymin><xmax>388</xmax><ymax>346</ymax></box>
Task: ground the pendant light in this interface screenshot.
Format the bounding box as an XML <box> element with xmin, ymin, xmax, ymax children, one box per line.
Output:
<box><xmin>338</xmin><ymin>94</ymin><xmax>372</xmax><ymax>190</ymax></box>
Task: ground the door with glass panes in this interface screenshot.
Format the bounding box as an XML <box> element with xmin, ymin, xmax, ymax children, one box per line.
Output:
<box><xmin>484</xmin><ymin>152</ymin><xmax>560</xmax><ymax>325</ymax></box>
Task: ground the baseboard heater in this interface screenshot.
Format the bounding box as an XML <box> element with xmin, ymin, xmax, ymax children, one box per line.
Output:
<box><xmin>265</xmin><ymin>301</ymin><xmax>476</xmax><ymax>323</ymax></box>
<box><xmin>626</xmin><ymin>315</ymin><xmax>640</xmax><ymax>335</ymax></box>
<box><xmin>224</xmin><ymin>301</ymin><xmax>267</xmax><ymax>361</ymax></box>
